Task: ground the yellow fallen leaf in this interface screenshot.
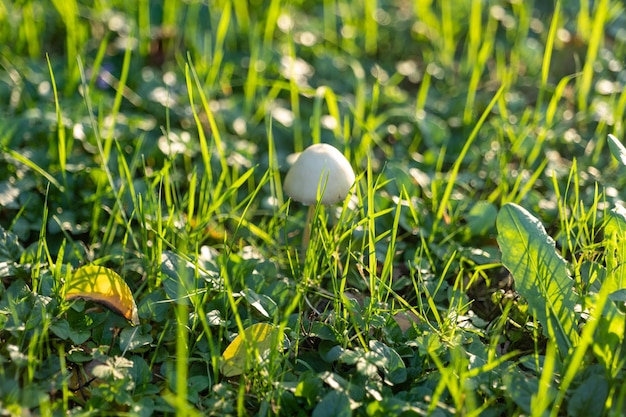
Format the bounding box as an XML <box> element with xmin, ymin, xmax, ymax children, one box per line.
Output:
<box><xmin>220</xmin><ymin>323</ymin><xmax>282</xmax><ymax>377</ymax></box>
<box><xmin>65</xmin><ymin>265</ymin><xmax>139</xmax><ymax>325</ymax></box>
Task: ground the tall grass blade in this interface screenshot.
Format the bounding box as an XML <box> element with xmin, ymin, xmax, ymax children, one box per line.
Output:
<box><xmin>496</xmin><ymin>203</ymin><xmax>580</xmax><ymax>356</ymax></box>
<box><xmin>577</xmin><ymin>0</ymin><xmax>609</xmax><ymax>111</ymax></box>
<box><xmin>364</xmin><ymin>0</ymin><xmax>377</xmax><ymax>54</ymax></box>
<box><xmin>205</xmin><ymin>3</ymin><xmax>231</xmax><ymax>88</ymax></box>
<box><xmin>46</xmin><ymin>55</ymin><xmax>66</xmax><ymax>182</ymax></box>
<box><xmin>50</xmin><ymin>0</ymin><xmax>82</xmax><ymax>91</ymax></box>
<box><xmin>434</xmin><ymin>83</ymin><xmax>505</xmax><ymax>228</ymax></box>
<box><xmin>1</xmin><ymin>146</ymin><xmax>64</xmax><ymax>192</ymax></box>
<box><xmin>103</xmin><ymin>37</ymin><xmax>133</xmax><ymax>162</ymax></box>
<box><xmin>187</xmin><ymin>61</ymin><xmax>228</xmax><ymax>175</ymax></box>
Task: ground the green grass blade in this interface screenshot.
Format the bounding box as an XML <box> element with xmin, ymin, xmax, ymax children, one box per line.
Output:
<box><xmin>496</xmin><ymin>203</ymin><xmax>580</xmax><ymax>356</ymax></box>
<box><xmin>577</xmin><ymin>0</ymin><xmax>609</xmax><ymax>111</ymax></box>
<box><xmin>186</xmin><ymin>61</ymin><xmax>228</xmax><ymax>175</ymax></box>
<box><xmin>103</xmin><ymin>35</ymin><xmax>133</xmax><ymax>162</ymax></box>
<box><xmin>1</xmin><ymin>146</ymin><xmax>64</xmax><ymax>192</ymax></box>
<box><xmin>46</xmin><ymin>54</ymin><xmax>66</xmax><ymax>181</ymax></box>
<box><xmin>205</xmin><ymin>3</ymin><xmax>231</xmax><ymax>89</ymax></box>
<box><xmin>364</xmin><ymin>0</ymin><xmax>378</xmax><ymax>54</ymax></box>
<box><xmin>463</xmin><ymin>12</ymin><xmax>496</xmax><ymax>124</ymax></box>
<box><xmin>50</xmin><ymin>0</ymin><xmax>82</xmax><ymax>91</ymax></box>
<box><xmin>439</xmin><ymin>0</ymin><xmax>454</xmax><ymax>67</ymax></box>
<box><xmin>434</xmin><ymin>83</ymin><xmax>505</xmax><ymax>228</ymax></box>
<box><xmin>21</xmin><ymin>2</ymin><xmax>40</xmax><ymax>57</ymax></box>
<box><xmin>540</xmin><ymin>1</ymin><xmax>560</xmax><ymax>78</ymax></box>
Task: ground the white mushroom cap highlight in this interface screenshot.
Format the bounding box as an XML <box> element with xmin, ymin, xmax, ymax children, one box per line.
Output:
<box><xmin>283</xmin><ymin>143</ymin><xmax>356</xmax><ymax>205</ymax></box>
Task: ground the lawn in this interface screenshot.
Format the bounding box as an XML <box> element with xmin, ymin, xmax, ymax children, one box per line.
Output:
<box><xmin>1</xmin><ymin>0</ymin><xmax>626</xmax><ymax>416</ymax></box>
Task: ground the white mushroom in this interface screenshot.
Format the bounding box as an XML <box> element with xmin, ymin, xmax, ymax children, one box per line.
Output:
<box><xmin>283</xmin><ymin>143</ymin><xmax>356</xmax><ymax>249</ymax></box>
<box><xmin>283</xmin><ymin>143</ymin><xmax>355</xmax><ymax>205</ymax></box>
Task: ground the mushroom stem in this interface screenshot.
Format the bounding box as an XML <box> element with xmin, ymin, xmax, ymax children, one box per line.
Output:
<box><xmin>302</xmin><ymin>205</ymin><xmax>315</xmax><ymax>251</ymax></box>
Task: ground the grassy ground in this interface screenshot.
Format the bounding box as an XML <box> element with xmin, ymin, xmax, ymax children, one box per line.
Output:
<box><xmin>1</xmin><ymin>0</ymin><xmax>626</xmax><ymax>415</ymax></box>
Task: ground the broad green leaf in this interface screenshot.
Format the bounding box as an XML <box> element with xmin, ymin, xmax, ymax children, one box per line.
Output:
<box><xmin>49</xmin><ymin>319</ymin><xmax>89</xmax><ymax>344</ymax></box>
<box><xmin>368</xmin><ymin>340</ymin><xmax>407</xmax><ymax>385</ymax></box>
<box><xmin>567</xmin><ymin>373</ymin><xmax>608</xmax><ymax>417</ymax></box>
<box><xmin>465</xmin><ymin>201</ymin><xmax>498</xmax><ymax>236</ymax></box>
<box><xmin>312</xmin><ymin>390</ymin><xmax>351</xmax><ymax>417</ymax></box>
<box><xmin>50</xmin><ymin>319</ymin><xmax>72</xmax><ymax>339</ymax></box>
<box><xmin>319</xmin><ymin>371</ymin><xmax>365</xmax><ymax>401</ymax></box>
<box><xmin>607</xmin><ymin>134</ymin><xmax>626</xmax><ymax>166</ymax></box>
<box><xmin>506</xmin><ymin>372</ymin><xmax>554</xmax><ymax>414</ymax></box>
<box><xmin>65</xmin><ymin>265</ymin><xmax>139</xmax><ymax>325</ymax></box>
<box><xmin>0</xmin><ymin>226</ymin><xmax>23</xmax><ymax>262</ymax></box>
<box><xmin>496</xmin><ymin>203</ymin><xmax>579</xmax><ymax>355</ymax></box>
<box><xmin>294</xmin><ymin>372</ymin><xmax>323</xmax><ymax>408</ymax></box>
<box><xmin>220</xmin><ymin>323</ymin><xmax>283</xmax><ymax>377</ymax></box>
<box><xmin>119</xmin><ymin>326</ymin><xmax>153</xmax><ymax>352</ymax></box>
<box><xmin>366</xmin><ymin>397</ymin><xmax>427</xmax><ymax>416</ymax></box>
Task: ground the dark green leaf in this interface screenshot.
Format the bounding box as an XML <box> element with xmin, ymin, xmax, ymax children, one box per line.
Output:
<box><xmin>0</xmin><ymin>227</ymin><xmax>23</xmax><ymax>262</ymax></box>
<box><xmin>68</xmin><ymin>328</ymin><xmax>91</xmax><ymax>345</ymax></box>
<box><xmin>309</xmin><ymin>322</ymin><xmax>338</xmax><ymax>342</ymax></box>
<box><xmin>319</xmin><ymin>342</ymin><xmax>344</xmax><ymax>363</ymax></box>
<box><xmin>567</xmin><ymin>374</ymin><xmax>608</xmax><ymax>417</ymax></box>
<box><xmin>137</xmin><ymin>289</ymin><xmax>171</xmax><ymax>323</ymax></box>
<box><xmin>466</xmin><ymin>201</ymin><xmax>498</xmax><ymax>236</ymax></box>
<box><xmin>50</xmin><ymin>319</ymin><xmax>72</xmax><ymax>340</ymax></box>
<box><xmin>366</xmin><ymin>397</ymin><xmax>427</xmax><ymax>416</ymax></box>
<box><xmin>294</xmin><ymin>372</ymin><xmax>322</xmax><ymax>407</ymax></box>
<box><xmin>321</xmin><ymin>371</ymin><xmax>365</xmax><ymax>402</ymax></box>
<box><xmin>312</xmin><ymin>390</ymin><xmax>351</xmax><ymax>417</ymax></box>
<box><xmin>119</xmin><ymin>326</ymin><xmax>153</xmax><ymax>352</ymax></box>
<box><xmin>129</xmin><ymin>356</ymin><xmax>154</xmax><ymax>390</ymax></box>
<box><xmin>369</xmin><ymin>340</ymin><xmax>407</xmax><ymax>385</ymax></box>
<box><xmin>506</xmin><ymin>372</ymin><xmax>555</xmax><ymax>414</ymax></box>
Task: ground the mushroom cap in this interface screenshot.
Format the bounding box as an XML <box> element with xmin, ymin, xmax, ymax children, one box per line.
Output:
<box><xmin>283</xmin><ymin>143</ymin><xmax>356</xmax><ymax>205</ymax></box>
